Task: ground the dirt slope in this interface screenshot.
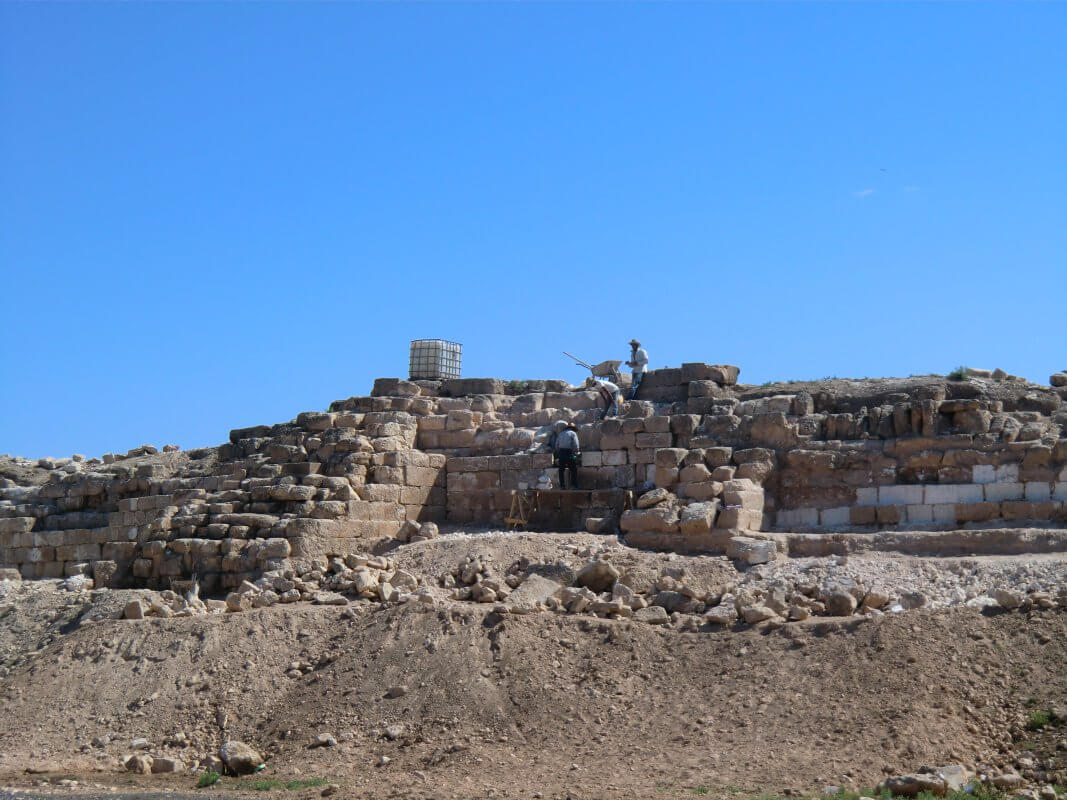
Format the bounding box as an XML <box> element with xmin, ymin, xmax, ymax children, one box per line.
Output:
<box><xmin>1</xmin><ymin>589</ymin><xmax>1064</xmax><ymax>800</ymax></box>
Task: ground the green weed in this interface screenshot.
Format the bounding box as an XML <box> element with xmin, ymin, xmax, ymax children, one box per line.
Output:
<box><xmin>197</xmin><ymin>770</ymin><xmax>221</xmax><ymax>788</ymax></box>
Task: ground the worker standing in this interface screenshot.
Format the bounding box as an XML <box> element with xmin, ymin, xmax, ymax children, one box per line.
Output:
<box><xmin>626</xmin><ymin>339</ymin><xmax>649</xmax><ymax>400</ymax></box>
<box><xmin>586</xmin><ymin>377</ymin><xmax>623</xmax><ymax>418</ymax></box>
<box><xmin>555</xmin><ymin>423</ymin><xmax>580</xmax><ymax>489</ymax></box>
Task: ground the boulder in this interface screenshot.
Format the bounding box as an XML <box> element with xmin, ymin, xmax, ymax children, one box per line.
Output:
<box><xmin>823</xmin><ymin>589</ymin><xmax>858</xmax><ymax>617</ymax></box>
<box><xmin>575</xmin><ymin>561</ymin><xmax>620</xmax><ymax>593</ymax></box>
<box><xmin>1050</xmin><ymin>372</ymin><xmax>1067</xmax><ymax>388</ymax></box>
<box><xmin>636</xmin><ymin>488</ymin><xmax>672</xmax><ymax>509</ymax></box>
<box><xmin>219</xmin><ymin>740</ymin><xmax>264</xmax><ymax>775</ymax></box>
<box><xmin>124</xmin><ymin>600</ymin><xmax>146</xmax><ymax>620</ymax></box>
<box><xmin>725</xmin><ymin>536</ymin><xmax>776</xmax><ymax>565</ymax></box>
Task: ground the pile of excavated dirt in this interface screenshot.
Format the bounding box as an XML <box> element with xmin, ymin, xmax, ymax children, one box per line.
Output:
<box><xmin>1</xmin><ymin>532</ymin><xmax>1065</xmax><ymax>800</ymax></box>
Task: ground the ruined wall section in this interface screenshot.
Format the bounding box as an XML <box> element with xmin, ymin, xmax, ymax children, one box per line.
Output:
<box><xmin>4</xmin><ymin>366</ymin><xmax>1067</xmax><ymax>591</ymax></box>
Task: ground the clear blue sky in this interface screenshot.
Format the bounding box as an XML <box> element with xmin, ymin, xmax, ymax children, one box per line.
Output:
<box><xmin>2</xmin><ymin>2</ymin><xmax>1065</xmax><ymax>459</ymax></box>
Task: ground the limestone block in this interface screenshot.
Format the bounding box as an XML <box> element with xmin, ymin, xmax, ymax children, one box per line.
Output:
<box><xmin>736</xmin><ymin>460</ymin><xmax>774</xmax><ymax>484</ymax></box>
<box><xmin>932</xmin><ymin>504</ymin><xmax>957</xmax><ymax>524</ymax></box>
<box><xmin>711</xmin><ymin>465</ymin><xmax>736</xmax><ymax>481</ymax></box>
<box><xmin>878</xmin><ymin>485</ymin><xmax>924</xmax><ymax>506</ymax></box>
<box><xmin>543</xmin><ymin>391</ymin><xmax>598</xmax><ymax>411</ymax></box>
<box><xmin>995</xmin><ymin>463</ymin><xmax>1019</xmax><ymax>483</ymax></box>
<box><xmin>1053</xmin><ymin>482</ymin><xmax>1067</xmax><ymax>501</ymax></box>
<box><xmin>972</xmin><ymin>464</ymin><xmax>995</xmax><ymax>484</ymax></box>
<box><xmin>876</xmin><ymin>505</ymin><xmax>902</xmax><ymax>524</ymax></box>
<box><xmin>855</xmin><ymin>487</ymin><xmax>878</xmax><ymax>506</ymax></box>
<box><xmin>643</xmin><ymin>416</ymin><xmax>671</xmax><ymax>433</ymax></box>
<box><xmin>776</xmin><ymin>508</ymin><xmax>818</xmax><ymax>529</ymax></box>
<box><xmin>983</xmin><ymin>482</ymin><xmax>1024</xmax><ymax>502</ymax></box>
<box><xmin>0</xmin><ymin>517</ymin><xmax>35</xmax><ymax>534</ymax></box>
<box><xmin>654</xmin><ymin>448</ymin><xmax>687</xmax><ymax>468</ymax></box>
<box><xmin>679</xmin><ymin>463</ymin><xmax>712</xmax><ymax>483</ymax></box>
<box><xmin>717</xmin><ymin>506</ymin><xmax>763</xmax><ymax>530</ymax></box>
<box><xmin>581</xmin><ymin>452</ymin><xmax>602</xmax><ymax>468</ymax></box>
<box><xmin>723</xmin><ymin>490</ymin><xmax>764</xmax><ymax>513</ymax></box>
<box><xmin>819</xmin><ymin>507</ymin><xmax>850</xmax><ymax>527</ymax></box>
<box><xmin>620</xmin><ymin>506</ymin><xmax>680</xmax><ymax>534</ymax></box>
<box><xmin>924</xmin><ymin>484</ymin><xmax>983</xmax><ymax>505</ymax></box>
<box><xmin>297</xmin><ymin>411</ymin><xmax>335</xmax><ymax>431</ymax></box>
<box><xmin>445</xmin><ymin>410</ymin><xmax>481</xmax><ymax>431</ymax></box>
<box><xmin>955</xmin><ymin>501</ymin><xmax>999</xmax><ymax>522</ymax></box>
<box><xmin>704</xmin><ymin>447</ymin><xmax>733</xmax><ymax>467</ymax></box>
<box><xmin>905</xmin><ymin>504</ymin><xmax>934</xmax><ymax>524</ymax></box>
<box><xmin>636</xmin><ymin>432</ymin><xmax>672</xmax><ymax>449</ymax></box>
<box><xmin>1001</xmin><ymin>500</ymin><xmax>1057</xmax><ymax>521</ymax></box>
<box><xmin>1024</xmin><ymin>482</ymin><xmax>1052</xmax><ymax>501</ymax></box>
<box><xmin>726</xmin><ymin>536</ymin><xmax>776</xmax><ymax>564</ymax></box>
<box><xmin>680</xmin><ymin>480</ymin><xmax>723</xmax><ymax>501</ymax></box>
<box><xmin>653</xmin><ymin>467</ymin><xmax>678</xmax><ymax>489</ymax></box>
<box><xmin>601</xmin><ymin>450</ymin><xmax>627</xmax><ymax>466</ymax></box>
<box><xmin>679</xmin><ymin>502</ymin><xmax>718</xmax><ymax>535</ymax></box>
<box><xmin>849</xmin><ymin>506</ymin><xmax>877</xmax><ymax>525</ymax></box>
<box><xmin>418</xmin><ymin>415</ymin><xmax>447</xmax><ymax>432</ymax></box>
<box><xmin>405</xmin><ymin>466</ymin><xmax>441</xmax><ymax>487</ymax></box>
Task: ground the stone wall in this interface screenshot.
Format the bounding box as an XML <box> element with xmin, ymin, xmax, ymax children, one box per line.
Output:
<box><xmin>3</xmin><ymin>364</ymin><xmax>1066</xmax><ymax>589</ymax></box>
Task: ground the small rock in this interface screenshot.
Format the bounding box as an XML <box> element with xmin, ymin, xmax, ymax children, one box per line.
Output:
<box><xmin>636</xmin><ymin>488</ymin><xmax>672</xmax><ymax>508</ymax></box>
<box><xmin>124</xmin><ymin>601</ymin><xmax>146</xmax><ymax>621</ymax></box>
<box><xmin>740</xmin><ymin>605</ymin><xmax>777</xmax><ymax>624</ymax></box>
<box><xmin>129</xmin><ymin>737</ymin><xmax>150</xmax><ymax>750</ymax></box>
<box><xmin>823</xmin><ymin>589</ymin><xmax>858</xmax><ymax>617</ymax></box>
<box><xmin>385</xmin><ymin>686</ymin><xmax>408</xmax><ymax>699</ymax></box>
<box><xmin>384</xmin><ymin>724</ymin><xmax>405</xmax><ymax>741</ymax></box>
<box><xmin>311</xmin><ymin>733</ymin><xmax>337</xmax><ymax>748</ymax></box>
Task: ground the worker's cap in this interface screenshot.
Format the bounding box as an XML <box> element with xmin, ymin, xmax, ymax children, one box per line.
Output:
<box><xmin>629</xmin><ymin>339</ymin><xmax>641</xmax><ymax>347</ymax></box>
<box><xmin>553</xmin><ymin>420</ymin><xmax>568</xmax><ymax>431</ymax></box>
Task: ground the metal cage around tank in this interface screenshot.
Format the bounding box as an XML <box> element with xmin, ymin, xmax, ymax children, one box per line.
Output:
<box><xmin>409</xmin><ymin>339</ymin><xmax>462</xmax><ymax>380</ymax></box>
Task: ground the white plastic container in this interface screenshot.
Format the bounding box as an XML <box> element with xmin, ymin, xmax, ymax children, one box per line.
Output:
<box><xmin>409</xmin><ymin>339</ymin><xmax>462</xmax><ymax>380</ymax></box>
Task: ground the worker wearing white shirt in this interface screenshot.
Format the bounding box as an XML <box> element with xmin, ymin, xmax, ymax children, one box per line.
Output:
<box><xmin>587</xmin><ymin>377</ymin><xmax>623</xmax><ymax>419</ymax></box>
<box><xmin>627</xmin><ymin>339</ymin><xmax>649</xmax><ymax>400</ymax></box>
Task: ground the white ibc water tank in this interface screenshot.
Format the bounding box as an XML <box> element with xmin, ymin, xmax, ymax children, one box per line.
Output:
<box><xmin>409</xmin><ymin>339</ymin><xmax>462</xmax><ymax>380</ymax></box>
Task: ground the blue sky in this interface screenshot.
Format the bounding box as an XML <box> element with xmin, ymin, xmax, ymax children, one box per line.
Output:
<box><xmin>1</xmin><ymin>2</ymin><xmax>1065</xmax><ymax>458</ymax></box>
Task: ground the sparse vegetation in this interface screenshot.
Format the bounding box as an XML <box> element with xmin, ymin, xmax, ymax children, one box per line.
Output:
<box><xmin>947</xmin><ymin>366</ymin><xmax>971</xmax><ymax>381</ymax></box>
<box><xmin>1027</xmin><ymin>708</ymin><xmax>1054</xmax><ymax>730</ymax></box>
<box><xmin>235</xmin><ymin>777</ymin><xmax>329</xmax><ymax>791</ymax></box>
<box><xmin>197</xmin><ymin>769</ymin><xmax>221</xmax><ymax>788</ymax></box>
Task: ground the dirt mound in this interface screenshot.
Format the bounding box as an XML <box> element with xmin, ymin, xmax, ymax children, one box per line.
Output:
<box><xmin>0</xmin><ymin>548</ymin><xmax>1064</xmax><ymax>799</ymax></box>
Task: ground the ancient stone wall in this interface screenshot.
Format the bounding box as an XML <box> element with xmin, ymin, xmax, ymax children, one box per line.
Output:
<box><xmin>3</xmin><ymin>364</ymin><xmax>1066</xmax><ymax>590</ymax></box>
